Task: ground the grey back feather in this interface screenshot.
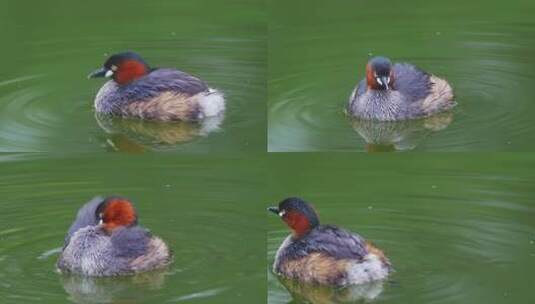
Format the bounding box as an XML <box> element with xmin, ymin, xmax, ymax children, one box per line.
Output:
<box><xmin>111</xmin><ymin>226</ymin><xmax>151</xmax><ymax>259</ymax></box>
<box><xmin>392</xmin><ymin>63</ymin><xmax>431</xmax><ymax>102</ymax></box>
<box><xmin>97</xmin><ymin>69</ymin><xmax>209</xmax><ymax>114</ymax></box>
<box><xmin>282</xmin><ymin>225</ymin><xmax>368</xmax><ymax>261</ymax></box>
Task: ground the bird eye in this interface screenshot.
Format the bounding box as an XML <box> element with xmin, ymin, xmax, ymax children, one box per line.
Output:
<box><xmin>278</xmin><ymin>210</ymin><xmax>286</xmax><ymax>217</ymax></box>
<box><xmin>111</xmin><ymin>65</ymin><xmax>118</xmax><ymax>71</ymax></box>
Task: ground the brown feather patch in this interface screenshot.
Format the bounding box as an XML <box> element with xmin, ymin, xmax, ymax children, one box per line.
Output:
<box><xmin>365</xmin><ymin>241</ymin><xmax>390</xmax><ymax>267</ymax></box>
<box><xmin>130</xmin><ymin>237</ymin><xmax>171</xmax><ymax>272</ymax></box>
<box><xmin>279</xmin><ymin>252</ymin><xmax>352</xmax><ymax>286</ymax></box>
<box><xmin>123</xmin><ymin>92</ymin><xmax>201</xmax><ymax>122</ymax></box>
<box><xmin>421</xmin><ymin>75</ymin><xmax>455</xmax><ymax>114</ymax></box>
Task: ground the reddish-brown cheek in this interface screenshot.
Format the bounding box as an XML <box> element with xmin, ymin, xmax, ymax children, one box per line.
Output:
<box><xmin>366</xmin><ymin>64</ymin><xmax>379</xmax><ymax>89</ymax></box>
<box><xmin>284</xmin><ymin>212</ymin><xmax>311</xmax><ymax>236</ymax></box>
<box><xmin>115</xmin><ymin>60</ymin><xmax>148</xmax><ymax>85</ymax></box>
<box><xmin>103</xmin><ymin>200</ymin><xmax>136</xmax><ymax>232</ymax></box>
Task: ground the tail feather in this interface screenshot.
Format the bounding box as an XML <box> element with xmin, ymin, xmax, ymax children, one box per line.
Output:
<box><xmin>197</xmin><ymin>88</ymin><xmax>225</xmax><ymax>118</ymax></box>
<box><xmin>422</xmin><ymin>76</ymin><xmax>455</xmax><ymax>114</ymax></box>
<box><xmin>130</xmin><ymin>237</ymin><xmax>171</xmax><ymax>272</ymax></box>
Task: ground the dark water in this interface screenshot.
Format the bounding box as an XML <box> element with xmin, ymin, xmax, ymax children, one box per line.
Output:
<box><xmin>268</xmin><ymin>0</ymin><xmax>535</xmax><ymax>152</ymax></box>
<box><xmin>0</xmin><ymin>0</ymin><xmax>266</xmax><ymax>153</ymax></box>
<box><xmin>267</xmin><ymin>154</ymin><xmax>535</xmax><ymax>303</ymax></box>
<box><xmin>0</xmin><ymin>154</ymin><xmax>266</xmax><ymax>303</ymax></box>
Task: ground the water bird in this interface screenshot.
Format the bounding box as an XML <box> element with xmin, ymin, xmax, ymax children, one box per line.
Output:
<box><xmin>89</xmin><ymin>51</ymin><xmax>224</xmax><ymax>122</ymax></box>
<box><xmin>347</xmin><ymin>56</ymin><xmax>455</xmax><ymax>121</ymax></box>
<box><xmin>268</xmin><ymin>197</ymin><xmax>391</xmax><ymax>286</ymax></box>
<box><xmin>57</xmin><ymin>196</ymin><xmax>172</xmax><ymax>276</ymax></box>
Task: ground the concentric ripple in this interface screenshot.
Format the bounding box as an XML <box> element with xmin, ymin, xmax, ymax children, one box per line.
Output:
<box><xmin>269</xmin><ymin>6</ymin><xmax>535</xmax><ymax>151</ymax></box>
<box><xmin>0</xmin><ymin>2</ymin><xmax>265</xmax><ymax>155</ymax></box>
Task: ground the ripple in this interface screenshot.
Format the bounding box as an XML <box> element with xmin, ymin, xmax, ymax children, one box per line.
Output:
<box><xmin>0</xmin><ymin>31</ymin><xmax>264</xmax><ymax>155</ymax></box>
<box><xmin>267</xmin><ymin>168</ymin><xmax>535</xmax><ymax>303</ymax></box>
<box><xmin>169</xmin><ymin>287</ymin><xmax>229</xmax><ymax>302</ymax></box>
<box><xmin>0</xmin><ymin>155</ymin><xmax>264</xmax><ymax>302</ymax></box>
<box><xmin>269</xmin><ymin>24</ymin><xmax>535</xmax><ymax>151</ymax></box>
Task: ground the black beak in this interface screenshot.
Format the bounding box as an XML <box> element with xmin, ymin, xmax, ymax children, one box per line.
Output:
<box><xmin>88</xmin><ymin>67</ymin><xmax>107</xmax><ymax>79</ymax></box>
<box><xmin>380</xmin><ymin>76</ymin><xmax>390</xmax><ymax>90</ymax></box>
<box><xmin>267</xmin><ymin>207</ymin><xmax>279</xmax><ymax>215</ymax></box>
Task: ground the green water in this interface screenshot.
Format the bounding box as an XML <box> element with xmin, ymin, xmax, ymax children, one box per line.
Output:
<box><xmin>267</xmin><ymin>154</ymin><xmax>535</xmax><ymax>304</ymax></box>
<box><xmin>1</xmin><ymin>0</ymin><xmax>535</xmax><ymax>303</ymax></box>
<box><xmin>0</xmin><ymin>0</ymin><xmax>267</xmax><ymax>303</ymax></box>
<box><xmin>0</xmin><ymin>154</ymin><xmax>266</xmax><ymax>303</ymax></box>
<box><xmin>0</xmin><ymin>0</ymin><xmax>266</xmax><ymax>153</ymax></box>
<box><xmin>268</xmin><ymin>0</ymin><xmax>535</xmax><ymax>151</ymax></box>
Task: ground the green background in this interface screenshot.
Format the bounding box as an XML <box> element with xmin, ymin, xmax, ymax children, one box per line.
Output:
<box><xmin>0</xmin><ymin>0</ymin><xmax>266</xmax><ymax>154</ymax></box>
<box><xmin>268</xmin><ymin>0</ymin><xmax>535</xmax><ymax>151</ymax></box>
<box><xmin>1</xmin><ymin>0</ymin><xmax>535</xmax><ymax>303</ymax></box>
<box><xmin>267</xmin><ymin>153</ymin><xmax>535</xmax><ymax>304</ymax></box>
<box><xmin>0</xmin><ymin>154</ymin><xmax>266</xmax><ymax>303</ymax></box>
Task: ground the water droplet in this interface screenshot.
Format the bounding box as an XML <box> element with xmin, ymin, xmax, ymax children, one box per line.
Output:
<box><xmin>368</xmin><ymin>206</ymin><xmax>373</xmax><ymax>210</ymax></box>
<box><xmin>431</xmin><ymin>185</ymin><xmax>437</xmax><ymax>189</ymax></box>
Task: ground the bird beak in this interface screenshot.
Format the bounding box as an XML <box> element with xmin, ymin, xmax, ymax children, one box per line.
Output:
<box><xmin>267</xmin><ymin>207</ymin><xmax>279</xmax><ymax>215</ymax></box>
<box><xmin>88</xmin><ymin>67</ymin><xmax>113</xmax><ymax>79</ymax></box>
<box><xmin>380</xmin><ymin>76</ymin><xmax>390</xmax><ymax>90</ymax></box>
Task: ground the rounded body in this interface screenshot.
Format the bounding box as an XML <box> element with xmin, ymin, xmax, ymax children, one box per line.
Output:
<box><xmin>348</xmin><ymin>63</ymin><xmax>455</xmax><ymax>121</ymax></box>
<box><xmin>57</xmin><ymin>225</ymin><xmax>170</xmax><ymax>276</ymax></box>
<box><xmin>57</xmin><ymin>197</ymin><xmax>171</xmax><ymax>276</ymax></box>
<box><xmin>94</xmin><ymin>69</ymin><xmax>224</xmax><ymax>122</ymax></box>
<box><xmin>273</xmin><ymin>225</ymin><xmax>391</xmax><ymax>286</ymax></box>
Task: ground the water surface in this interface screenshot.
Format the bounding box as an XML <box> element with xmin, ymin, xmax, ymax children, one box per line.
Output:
<box><xmin>267</xmin><ymin>154</ymin><xmax>535</xmax><ymax>303</ymax></box>
<box><xmin>268</xmin><ymin>0</ymin><xmax>535</xmax><ymax>151</ymax></box>
<box><xmin>0</xmin><ymin>154</ymin><xmax>265</xmax><ymax>303</ymax></box>
<box><xmin>0</xmin><ymin>0</ymin><xmax>266</xmax><ymax>154</ymax></box>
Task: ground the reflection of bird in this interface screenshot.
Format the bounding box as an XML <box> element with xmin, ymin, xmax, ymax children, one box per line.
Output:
<box><xmin>58</xmin><ymin>196</ymin><xmax>172</xmax><ymax>276</ymax></box>
<box><xmin>278</xmin><ymin>276</ymin><xmax>385</xmax><ymax>304</ymax></box>
<box><xmin>268</xmin><ymin>198</ymin><xmax>391</xmax><ymax>287</ymax></box>
<box><xmin>348</xmin><ymin>56</ymin><xmax>455</xmax><ymax>121</ymax></box>
<box><xmin>95</xmin><ymin>112</ymin><xmax>224</xmax><ymax>152</ymax></box>
<box><xmin>60</xmin><ymin>270</ymin><xmax>166</xmax><ymax>304</ymax></box>
<box><xmin>350</xmin><ymin>112</ymin><xmax>454</xmax><ymax>151</ymax></box>
<box><xmin>89</xmin><ymin>51</ymin><xmax>224</xmax><ymax>121</ymax></box>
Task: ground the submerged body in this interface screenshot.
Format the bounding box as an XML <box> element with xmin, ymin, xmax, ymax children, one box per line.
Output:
<box><xmin>269</xmin><ymin>198</ymin><xmax>391</xmax><ymax>287</ymax></box>
<box><xmin>348</xmin><ymin>57</ymin><xmax>455</xmax><ymax>121</ymax></box>
<box><xmin>90</xmin><ymin>52</ymin><xmax>224</xmax><ymax>122</ymax></box>
<box><xmin>57</xmin><ymin>196</ymin><xmax>171</xmax><ymax>276</ymax></box>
